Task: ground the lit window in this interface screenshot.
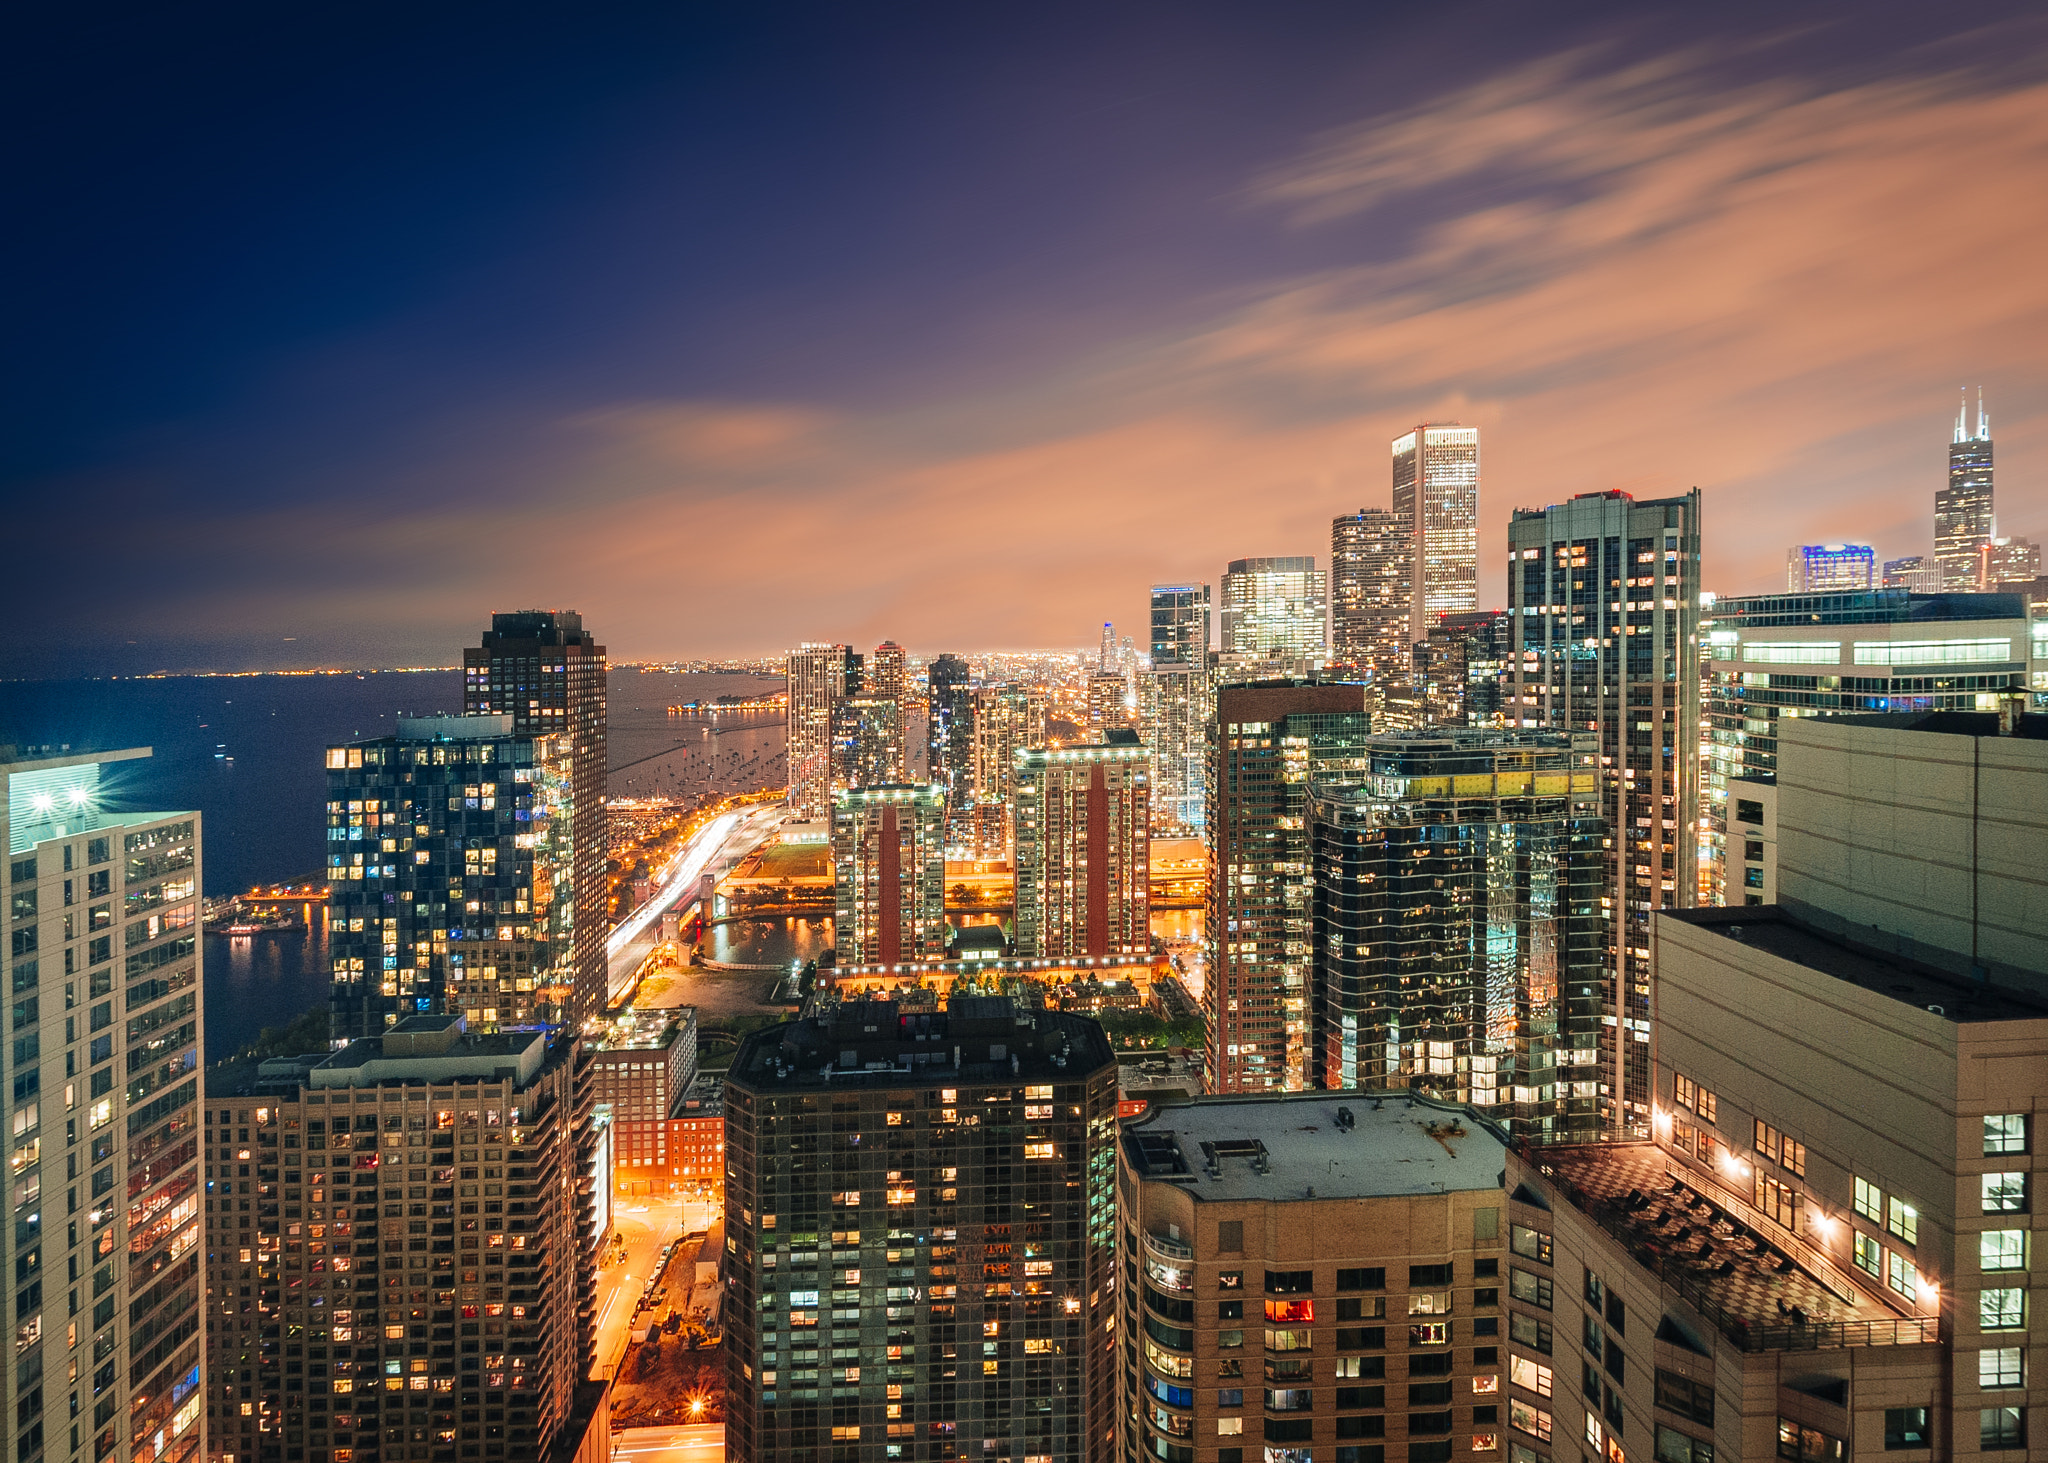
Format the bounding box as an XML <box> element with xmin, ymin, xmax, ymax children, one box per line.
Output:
<box><xmin>1982</xmin><ymin>1231</ymin><xmax>2027</xmax><ymax>1272</ymax></box>
<box><xmin>1979</xmin><ymin>1348</ymin><xmax>2025</xmax><ymax>1389</ymax></box>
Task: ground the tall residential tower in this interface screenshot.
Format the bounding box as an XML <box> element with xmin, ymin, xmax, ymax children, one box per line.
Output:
<box><xmin>1330</xmin><ymin>506</ymin><xmax>1413</xmax><ymax>682</ymax></box>
<box><xmin>786</xmin><ymin>644</ymin><xmax>862</xmax><ymax>821</ymax></box>
<box><xmin>1012</xmin><ymin>734</ymin><xmax>1151</xmax><ymax>959</ymax></box>
<box><xmin>1392</xmin><ymin>424</ymin><xmax>1480</xmax><ymax>644</ymax></box>
<box><xmin>1219</xmin><ymin>557</ymin><xmax>1326</xmax><ymax>660</ymax></box>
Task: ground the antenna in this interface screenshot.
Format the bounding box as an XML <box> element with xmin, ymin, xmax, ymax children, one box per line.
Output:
<box><xmin>1978</xmin><ymin>386</ymin><xmax>1989</xmax><ymax>441</ymax></box>
<box><xmin>1955</xmin><ymin>388</ymin><xmax>1968</xmax><ymax>445</ymax></box>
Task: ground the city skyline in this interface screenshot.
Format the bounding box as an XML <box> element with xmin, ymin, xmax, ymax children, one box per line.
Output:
<box><xmin>5</xmin><ymin>6</ymin><xmax>2048</xmax><ymax>679</ymax></box>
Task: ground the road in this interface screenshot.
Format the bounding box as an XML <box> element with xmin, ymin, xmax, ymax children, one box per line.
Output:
<box><xmin>592</xmin><ymin>1193</ymin><xmax>692</xmax><ymax>1380</ymax></box>
<box><xmin>610</xmin><ymin>1423</ymin><xmax>724</xmax><ymax>1462</ymax></box>
<box><xmin>605</xmin><ymin>804</ymin><xmax>782</xmax><ymax>1007</ymax></box>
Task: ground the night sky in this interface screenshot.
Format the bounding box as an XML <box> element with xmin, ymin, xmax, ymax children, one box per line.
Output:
<box><xmin>5</xmin><ymin>2</ymin><xmax>2046</xmax><ymax>677</ymax></box>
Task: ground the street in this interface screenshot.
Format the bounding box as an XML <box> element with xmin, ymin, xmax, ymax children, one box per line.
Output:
<box><xmin>591</xmin><ymin>1193</ymin><xmax>694</xmax><ymax>1379</ymax></box>
<box><xmin>605</xmin><ymin>804</ymin><xmax>782</xmax><ymax>1007</ymax></box>
<box><xmin>611</xmin><ymin>1423</ymin><xmax>725</xmax><ymax>1462</ymax></box>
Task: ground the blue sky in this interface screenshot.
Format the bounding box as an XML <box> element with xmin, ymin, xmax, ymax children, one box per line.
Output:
<box><xmin>5</xmin><ymin>1</ymin><xmax>2045</xmax><ymax>675</ymax></box>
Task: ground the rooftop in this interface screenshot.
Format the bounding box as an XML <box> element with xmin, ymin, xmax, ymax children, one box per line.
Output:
<box><xmin>1807</xmin><ymin>708</ymin><xmax>2048</xmax><ymax>742</ymax></box>
<box><xmin>595</xmin><ymin>1008</ymin><xmax>690</xmax><ymax>1053</ymax></box>
<box><xmin>310</xmin><ymin>1020</ymin><xmax>550</xmax><ymax>1089</ymax></box>
<box><xmin>1526</xmin><ymin>1142</ymin><xmax>1933</xmax><ymax>1353</ymax></box>
<box><xmin>728</xmin><ymin>994</ymin><xmax>1115</xmax><ymax>1091</ymax></box>
<box><xmin>1123</xmin><ymin>1091</ymin><xmax>1507</xmax><ymax>1202</ymax></box>
<box><xmin>1667</xmin><ymin>906</ymin><xmax>2048</xmax><ymax>1023</ymax></box>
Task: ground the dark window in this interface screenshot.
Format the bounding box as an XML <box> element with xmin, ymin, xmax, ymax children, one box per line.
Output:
<box><xmin>1337</xmin><ymin>1298</ymin><xmax>1381</xmax><ymax>1321</ymax></box>
<box><xmin>1219</xmin><ymin>1301</ymin><xmax>1243</xmax><ymax>1321</ymax></box>
<box><xmin>1408</xmin><ymin>1446</ymin><xmax>1452</xmax><ymax>1463</ymax></box>
<box><xmin>1407</xmin><ymin>1353</ymin><xmax>1452</xmax><ymax>1377</ymax></box>
<box><xmin>1337</xmin><ymin>1268</ymin><xmax>1387</xmax><ymax>1291</ymax></box>
<box><xmin>1884</xmin><ymin>1408</ymin><xmax>1929</xmax><ymax>1449</ymax></box>
<box><xmin>1409</xmin><ymin>1263</ymin><xmax>1453</xmax><ymax>1287</ymax></box>
<box><xmin>1335</xmin><ymin>1328</ymin><xmax>1385</xmax><ymax>1350</ymax></box>
<box><xmin>1335</xmin><ymin>1387</ymin><xmax>1384</xmax><ymax>1410</ymax></box>
<box><xmin>1265</xmin><ymin>1270</ymin><xmax>1314</xmax><ymax>1294</ymax></box>
<box><xmin>1736</xmin><ymin>799</ymin><xmax>1764</xmax><ymax>825</ymax></box>
<box><xmin>1655</xmin><ymin>1368</ymin><xmax>1715</xmax><ymax>1426</ymax></box>
<box><xmin>1981</xmin><ymin>1408</ymin><xmax>2025</xmax><ymax>1451</ymax></box>
<box><xmin>1264</xmin><ymin>1419</ymin><xmax>1313</xmax><ymax>1443</ymax></box>
<box><xmin>1408</xmin><ymin>1412</ymin><xmax>1454</xmax><ymax>1436</ymax></box>
<box><xmin>1407</xmin><ymin>1383</ymin><xmax>1452</xmax><ymax>1406</ymax></box>
<box><xmin>1334</xmin><ymin>1449</ymin><xmax>1383</xmax><ymax>1463</ymax></box>
<box><xmin>1745</xmin><ymin>867</ymin><xmax>1765</xmax><ymax>889</ymax></box>
<box><xmin>1605</xmin><ymin>1343</ymin><xmax>1626</xmax><ymax>1383</ymax></box>
<box><xmin>1336</xmin><ymin>1416</ymin><xmax>1385</xmax><ymax>1439</ymax></box>
<box><xmin>1509</xmin><ymin>1314</ymin><xmax>1551</xmax><ymax>1354</ymax></box>
<box><xmin>1473</xmin><ymin>1259</ymin><xmax>1498</xmax><ymax>1278</ymax></box>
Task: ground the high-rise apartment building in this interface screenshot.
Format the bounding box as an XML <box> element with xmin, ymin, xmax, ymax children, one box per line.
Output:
<box><xmin>1148</xmin><ymin>584</ymin><xmax>1211</xmax><ymax>667</ymax></box>
<box><xmin>1699</xmin><ymin>589</ymin><xmax>2032</xmax><ymax>905</ymax></box>
<box><xmin>964</xmin><ymin>685</ymin><xmax>1046</xmax><ymax>858</ymax></box>
<box><xmin>1205</xmin><ymin>681</ymin><xmax>1374</xmax><ymax>1094</ymax></box>
<box><xmin>787</xmin><ymin>644</ymin><xmax>862</xmax><ymax>821</ymax></box>
<box><xmin>1307</xmin><ymin>730</ymin><xmax>1608</xmax><ymax>1134</ymax></box>
<box><xmin>1012</xmin><ymin>734</ymin><xmax>1150</xmax><ymax>959</ymax></box>
<box><xmin>204</xmin><ymin>1017</ymin><xmax>602</xmax><ymax>1463</ymax></box>
<box><xmin>1937</xmin><ymin>391</ymin><xmax>1995</xmax><ymax>591</ymax></box>
<box><xmin>1330</xmin><ymin>507</ymin><xmax>1413</xmax><ymax>682</ymax></box>
<box><xmin>1414</xmin><ymin>609</ymin><xmax>1511</xmax><ymax>729</ymax></box>
<box><xmin>1506</xmin><ymin>489</ymin><xmax>1700</xmax><ymax>1135</ymax></box>
<box><xmin>1883</xmin><ymin>555</ymin><xmax>1941</xmax><ymax>592</ymax></box>
<box><xmin>1785</xmin><ymin>543</ymin><xmax>1876</xmax><ymax>592</ymax></box>
<box><xmin>462</xmin><ymin>610</ymin><xmax>607</xmax><ymax>1027</ymax></box>
<box><xmin>1219</xmin><ymin>558</ymin><xmax>1327</xmax><ymax>660</ymax></box>
<box><xmin>1982</xmin><ymin>535</ymin><xmax>2042</xmax><ymax>591</ymax></box>
<box><xmin>1141</xmin><ymin>664</ymin><xmax>1213</xmax><ymax>835</ymax></box>
<box><xmin>1392</xmin><ymin>424</ymin><xmax>1481</xmax><ymax>644</ymax></box>
<box><xmin>1097</xmin><ymin>622</ymin><xmax>1117</xmax><ymax>670</ymax></box>
<box><xmin>925</xmin><ymin>654</ymin><xmax>972</xmax><ymax>790</ymax></box>
<box><xmin>1085</xmin><ymin>672</ymin><xmax>1132</xmax><ymax>734</ymax></box>
<box><xmin>4</xmin><ymin>746</ymin><xmax>204</xmax><ymax>1463</ymax></box>
<box><xmin>1118</xmin><ymin>1092</ymin><xmax>1510</xmax><ymax>1463</ymax></box>
<box><xmin>325</xmin><ymin>716</ymin><xmax>577</xmax><ymax>1042</ymax></box>
<box><xmin>721</xmin><ymin>995</ymin><xmax>1120</xmax><ymax>1463</ymax></box>
<box><xmin>834</xmin><ymin>697</ymin><xmax>907</xmax><ymax>788</ymax></box>
<box><xmin>831</xmin><ymin>784</ymin><xmax>948</xmax><ymax>966</ymax></box>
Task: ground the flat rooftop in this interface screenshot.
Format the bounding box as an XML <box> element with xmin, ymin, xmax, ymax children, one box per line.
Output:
<box><xmin>729</xmin><ymin>996</ymin><xmax>1115</xmax><ymax>1090</ymax></box>
<box><xmin>1809</xmin><ymin>709</ymin><xmax>2048</xmax><ymax>741</ymax></box>
<box><xmin>1123</xmin><ymin>1091</ymin><xmax>1507</xmax><ymax>1202</ymax></box>
<box><xmin>1668</xmin><ymin>906</ymin><xmax>2048</xmax><ymax>1023</ymax></box>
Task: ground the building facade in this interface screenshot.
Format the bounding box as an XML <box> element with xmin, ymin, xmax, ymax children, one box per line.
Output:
<box><xmin>1786</xmin><ymin>544</ymin><xmax>1876</xmax><ymax>592</ymax></box>
<box><xmin>1204</xmin><ymin>682</ymin><xmax>1374</xmax><ymax>1095</ymax></box>
<box><xmin>325</xmin><ymin>717</ymin><xmax>577</xmax><ymax>1042</ymax></box>
<box><xmin>788</xmin><ymin>644</ymin><xmax>863</xmax><ymax>822</ymax></box>
<box><xmin>832</xmin><ymin>785</ymin><xmax>949</xmax><ymax>965</ymax></box>
<box><xmin>1505</xmin><ymin>488</ymin><xmax>1701</xmax><ymax>1135</ymax></box>
<box><xmin>1013</xmin><ymin>735</ymin><xmax>1151</xmax><ymax>960</ymax></box>
<box><xmin>1884</xmin><ymin>556</ymin><xmax>1942</xmax><ymax>593</ymax></box>
<box><xmin>1220</xmin><ymin>559</ymin><xmax>1327</xmax><ymax>661</ymax></box>
<box><xmin>1142</xmin><ymin>665</ymin><xmax>1213</xmax><ymax>836</ymax></box>
<box><xmin>1150</xmin><ymin>584</ymin><xmax>1212</xmax><ymax>667</ymax></box>
<box><xmin>721</xmin><ymin>996</ymin><xmax>1120</xmax><ymax>1463</ymax></box>
<box><xmin>1698</xmin><ymin>590</ymin><xmax>2031</xmax><ymax>906</ymax></box>
<box><xmin>926</xmin><ymin>655</ymin><xmax>973</xmax><ymax>792</ymax></box>
<box><xmin>835</xmin><ymin>697</ymin><xmax>908</xmax><ymax>789</ymax></box>
<box><xmin>1118</xmin><ymin>1091</ymin><xmax>1511</xmax><ymax>1463</ymax></box>
<box><xmin>590</xmin><ymin>1007</ymin><xmax>698</xmax><ymax>1124</ymax></box>
<box><xmin>4</xmin><ymin>746</ymin><xmax>205</xmax><ymax>1463</ymax></box>
<box><xmin>462</xmin><ymin>610</ymin><xmax>608</xmax><ymax>1027</ymax></box>
<box><xmin>1330</xmin><ymin>507</ymin><xmax>1413</xmax><ymax>685</ymax></box>
<box><xmin>1938</xmin><ymin>393</ymin><xmax>1996</xmax><ymax>591</ymax></box>
<box><xmin>965</xmin><ymin>686</ymin><xmax>1047</xmax><ymax>858</ymax></box>
<box><xmin>1392</xmin><ymin>424</ymin><xmax>1481</xmax><ymax>645</ymax></box>
<box><xmin>203</xmin><ymin>1017</ymin><xmax>601</xmax><ymax>1463</ymax></box>
<box><xmin>1307</xmin><ymin>730</ymin><xmax>1609</xmax><ymax>1135</ymax></box>
<box><xmin>1414</xmin><ymin>610</ymin><xmax>1510</xmax><ymax>730</ymax></box>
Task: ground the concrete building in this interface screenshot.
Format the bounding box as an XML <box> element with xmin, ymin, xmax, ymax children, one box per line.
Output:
<box><xmin>835</xmin><ymin>696</ymin><xmax>908</xmax><ymax>788</ymax></box>
<box><xmin>3</xmin><ymin>746</ymin><xmax>205</xmax><ymax>1463</ymax></box>
<box><xmin>202</xmin><ymin>1016</ymin><xmax>602</xmax><ymax>1463</ymax></box>
<box><xmin>1938</xmin><ymin>392</ymin><xmax>1996</xmax><ymax>592</ymax></box>
<box><xmin>832</xmin><ymin>784</ymin><xmax>949</xmax><ymax>965</ymax></box>
<box><xmin>462</xmin><ymin>610</ymin><xmax>608</xmax><ymax>1027</ymax></box>
<box><xmin>1786</xmin><ymin>544</ymin><xmax>1877</xmax><ymax>592</ymax></box>
<box><xmin>1150</xmin><ymin>584</ymin><xmax>1212</xmax><ymax>667</ymax></box>
<box><xmin>1118</xmin><ymin>1091</ymin><xmax>1510</xmax><ymax>1463</ymax></box>
<box><xmin>324</xmin><ymin>716</ymin><xmax>577</xmax><ymax>1041</ymax></box>
<box><xmin>1220</xmin><ymin>558</ymin><xmax>1327</xmax><ymax>661</ymax></box>
<box><xmin>965</xmin><ymin>685</ymin><xmax>1047</xmax><ymax>858</ymax></box>
<box><xmin>1331</xmin><ymin>507</ymin><xmax>1413</xmax><ymax>684</ymax></box>
<box><xmin>1088</xmin><ymin>672</ymin><xmax>1135</xmax><ymax>735</ymax></box>
<box><xmin>788</xmin><ymin>644</ymin><xmax>863</xmax><ymax>822</ymax></box>
<box><xmin>590</xmin><ymin>1006</ymin><xmax>698</xmax><ymax>1180</ymax></box>
<box><xmin>1886</xmin><ymin>555</ymin><xmax>1943</xmax><ymax>593</ymax></box>
<box><xmin>1699</xmin><ymin>590</ymin><xmax>2032</xmax><ymax>906</ymax></box>
<box><xmin>1414</xmin><ymin>609</ymin><xmax>1510</xmax><ymax>730</ymax></box>
<box><xmin>1984</xmin><ymin>536</ymin><xmax>2043</xmax><ymax>593</ymax></box>
<box><xmin>720</xmin><ymin>995</ymin><xmax>1120</xmax><ymax>1463</ymax></box>
<box><xmin>1205</xmin><ymin>681</ymin><xmax>1375</xmax><ymax>1095</ymax></box>
<box><xmin>1307</xmin><ymin>730</ymin><xmax>1609</xmax><ymax>1135</ymax></box>
<box><xmin>1393</xmin><ymin>424</ymin><xmax>1481</xmax><ymax>645</ymax></box>
<box><xmin>1726</xmin><ymin>776</ymin><xmax>1778</xmax><ymax>906</ymax></box>
<box><xmin>1142</xmin><ymin>664</ymin><xmax>1213</xmax><ymax>836</ymax></box>
<box><xmin>1012</xmin><ymin>734</ymin><xmax>1151</xmax><ymax>960</ymax></box>
<box><xmin>1506</xmin><ymin>489</ymin><xmax>1701</xmax><ymax>1134</ymax></box>
<box><xmin>926</xmin><ymin>654</ymin><xmax>973</xmax><ymax>793</ymax></box>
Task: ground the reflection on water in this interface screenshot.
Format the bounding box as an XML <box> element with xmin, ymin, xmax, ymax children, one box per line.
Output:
<box><xmin>705</xmin><ymin>917</ymin><xmax>836</xmax><ymax>968</ymax></box>
<box><xmin>1150</xmin><ymin>908</ymin><xmax>1203</xmax><ymax>942</ymax></box>
<box><xmin>205</xmin><ymin>906</ymin><xmax>332</xmax><ymax>1062</ymax></box>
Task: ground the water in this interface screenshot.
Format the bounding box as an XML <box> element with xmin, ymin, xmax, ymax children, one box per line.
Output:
<box><xmin>1</xmin><ymin>668</ymin><xmax>784</xmax><ymax>1060</ymax></box>
<box><xmin>705</xmin><ymin>916</ymin><xmax>835</xmax><ymax>969</ymax></box>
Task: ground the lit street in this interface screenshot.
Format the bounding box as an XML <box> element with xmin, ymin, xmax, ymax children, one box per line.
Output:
<box><xmin>610</xmin><ymin>1423</ymin><xmax>725</xmax><ymax>1462</ymax></box>
<box><xmin>605</xmin><ymin>804</ymin><xmax>783</xmax><ymax>1006</ymax></box>
<box><xmin>592</xmin><ymin>1193</ymin><xmax>693</xmax><ymax>1379</ymax></box>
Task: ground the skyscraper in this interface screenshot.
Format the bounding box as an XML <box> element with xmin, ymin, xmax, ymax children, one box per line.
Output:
<box><xmin>1148</xmin><ymin>583</ymin><xmax>1210</xmax><ymax>666</ymax></box>
<box><xmin>1882</xmin><ymin>554</ymin><xmax>1940</xmax><ymax>592</ymax></box>
<box><xmin>1505</xmin><ymin>489</ymin><xmax>1700</xmax><ymax>1135</ymax></box>
<box><xmin>1330</xmin><ymin>506</ymin><xmax>1412</xmax><ymax>681</ymax></box>
<box><xmin>1140</xmin><ymin>663</ymin><xmax>1212</xmax><ymax>834</ymax></box>
<box><xmin>1012</xmin><ymin>732</ymin><xmax>1150</xmax><ymax>959</ymax></box>
<box><xmin>1784</xmin><ymin>543</ymin><xmax>1875</xmax><ymax>591</ymax></box>
<box><xmin>830</xmin><ymin>783</ymin><xmax>948</xmax><ymax>965</ymax></box>
<box><xmin>204</xmin><ymin>1018</ymin><xmax>602</xmax><ymax>1463</ymax></box>
<box><xmin>1414</xmin><ymin>609</ymin><xmax>1511</xmax><ymax>729</ymax></box>
<box><xmin>1982</xmin><ymin>534</ymin><xmax>2042</xmax><ymax>589</ymax></box>
<box><xmin>786</xmin><ymin>643</ymin><xmax>861</xmax><ymax>821</ymax></box>
<box><xmin>463</xmin><ymin>610</ymin><xmax>607</xmax><ymax>1026</ymax></box>
<box><xmin>965</xmin><ymin>684</ymin><xmax>1046</xmax><ymax>857</ymax></box>
<box><xmin>1097</xmin><ymin>620</ymin><xmax>1116</xmax><ymax>670</ymax></box>
<box><xmin>1085</xmin><ymin>671</ymin><xmax>1131</xmax><ymax>733</ymax></box>
<box><xmin>1307</xmin><ymin>729</ymin><xmax>1608</xmax><ymax>1134</ymax></box>
<box><xmin>325</xmin><ymin>715</ymin><xmax>578</xmax><ymax>1040</ymax></box>
<box><xmin>832</xmin><ymin>696</ymin><xmax>906</xmax><ymax>787</ymax></box>
<box><xmin>1205</xmin><ymin>681</ymin><xmax>1374</xmax><ymax>1093</ymax></box>
<box><xmin>721</xmin><ymin>996</ymin><xmax>1120</xmax><ymax>1463</ymax></box>
<box><xmin>1219</xmin><ymin>557</ymin><xmax>1327</xmax><ymax>659</ymax></box>
<box><xmin>1392</xmin><ymin>423</ymin><xmax>1480</xmax><ymax>643</ymax></box>
<box><xmin>924</xmin><ymin>653</ymin><xmax>972</xmax><ymax>790</ymax></box>
<box><xmin>1936</xmin><ymin>389</ymin><xmax>1994</xmax><ymax>590</ymax></box>
<box><xmin>3</xmin><ymin>746</ymin><xmax>205</xmax><ymax>1463</ymax></box>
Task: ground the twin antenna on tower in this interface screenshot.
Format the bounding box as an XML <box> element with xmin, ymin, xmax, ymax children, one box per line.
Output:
<box><xmin>1955</xmin><ymin>386</ymin><xmax>1990</xmax><ymax>444</ymax></box>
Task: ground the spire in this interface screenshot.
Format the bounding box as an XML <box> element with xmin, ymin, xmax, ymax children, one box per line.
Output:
<box><xmin>1977</xmin><ymin>386</ymin><xmax>1990</xmax><ymax>441</ymax></box>
<box><xmin>1955</xmin><ymin>387</ymin><xmax>1968</xmax><ymax>445</ymax></box>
